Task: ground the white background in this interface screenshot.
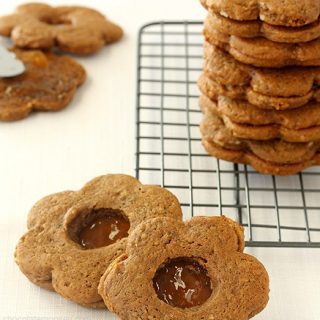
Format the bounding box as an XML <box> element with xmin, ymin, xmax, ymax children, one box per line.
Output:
<box><xmin>0</xmin><ymin>0</ymin><xmax>319</xmax><ymax>319</ymax></box>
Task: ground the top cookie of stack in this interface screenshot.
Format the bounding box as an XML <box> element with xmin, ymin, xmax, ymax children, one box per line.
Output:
<box><xmin>199</xmin><ymin>0</ymin><xmax>320</xmax><ymax>175</ymax></box>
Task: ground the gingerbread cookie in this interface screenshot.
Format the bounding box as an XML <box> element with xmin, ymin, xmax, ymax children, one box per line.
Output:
<box><xmin>99</xmin><ymin>216</ymin><xmax>269</xmax><ymax>320</ymax></box>
<box><xmin>202</xmin><ymin>138</ymin><xmax>320</xmax><ymax>176</ymax></box>
<box><xmin>199</xmin><ymin>93</ymin><xmax>320</xmax><ymax>132</ymax></box>
<box><xmin>15</xmin><ymin>174</ymin><xmax>182</xmax><ymax>308</ymax></box>
<box><xmin>203</xmin><ymin>43</ymin><xmax>320</xmax><ymax>110</ymax></box>
<box><xmin>204</xmin><ymin>24</ymin><xmax>320</xmax><ymax>68</ymax></box>
<box><xmin>200</xmin><ymin>95</ymin><xmax>320</xmax><ymax>143</ymax></box>
<box><xmin>198</xmin><ymin>72</ymin><xmax>320</xmax><ymax>111</ymax></box>
<box><xmin>200</xmin><ymin>0</ymin><xmax>320</xmax><ymax>27</ymax></box>
<box><xmin>0</xmin><ymin>48</ymin><xmax>85</xmax><ymax>121</ymax></box>
<box><xmin>0</xmin><ymin>3</ymin><xmax>123</xmax><ymax>54</ymax></box>
<box><xmin>201</xmin><ymin>113</ymin><xmax>320</xmax><ymax>175</ymax></box>
<box><xmin>201</xmin><ymin>112</ymin><xmax>320</xmax><ymax>165</ymax></box>
<box><xmin>206</xmin><ymin>11</ymin><xmax>320</xmax><ymax>43</ymax></box>
<box><xmin>223</xmin><ymin>116</ymin><xmax>320</xmax><ymax>144</ymax></box>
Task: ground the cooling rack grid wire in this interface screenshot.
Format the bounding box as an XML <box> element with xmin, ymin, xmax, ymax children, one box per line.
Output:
<box><xmin>135</xmin><ymin>21</ymin><xmax>320</xmax><ymax>248</ymax></box>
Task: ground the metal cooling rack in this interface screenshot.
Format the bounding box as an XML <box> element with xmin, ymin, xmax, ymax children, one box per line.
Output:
<box><xmin>135</xmin><ymin>21</ymin><xmax>320</xmax><ymax>248</ymax></box>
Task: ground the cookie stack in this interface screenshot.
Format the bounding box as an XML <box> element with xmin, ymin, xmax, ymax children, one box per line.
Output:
<box><xmin>199</xmin><ymin>0</ymin><xmax>320</xmax><ymax>175</ymax></box>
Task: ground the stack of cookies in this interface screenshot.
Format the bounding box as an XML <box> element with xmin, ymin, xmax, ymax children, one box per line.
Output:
<box><xmin>199</xmin><ymin>0</ymin><xmax>320</xmax><ymax>175</ymax></box>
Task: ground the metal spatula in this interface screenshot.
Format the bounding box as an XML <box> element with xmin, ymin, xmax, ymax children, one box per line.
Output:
<box><xmin>0</xmin><ymin>45</ymin><xmax>25</xmax><ymax>77</ymax></box>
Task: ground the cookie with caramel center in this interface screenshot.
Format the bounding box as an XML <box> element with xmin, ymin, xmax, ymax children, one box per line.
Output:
<box><xmin>15</xmin><ymin>174</ymin><xmax>182</xmax><ymax>308</ymax></box>
<box><xmin>99</xmin><ymin>216</ymin><xmax>269</xmax><ymax>320</ymax></box>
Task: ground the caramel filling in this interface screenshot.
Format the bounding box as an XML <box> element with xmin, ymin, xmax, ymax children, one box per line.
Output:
<box><xmin>153</xmin><ymin>258</ymin><xmax>212</xmax><ymax>308</ymax></box>
<box><xmin>68</xmin><ymin>208</ymin><xmax>130</xmax><ymax>249</ymax></box>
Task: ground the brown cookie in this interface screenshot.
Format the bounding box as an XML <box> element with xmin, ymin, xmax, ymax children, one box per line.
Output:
<box><xmin>198</xmin><ymin>71</ymin><xmax>320</xmax><ymax>111</ymax></box>
<box><xmin>204</xmin><ymin>23</ymin><xmax>320</xmax><ymax>68</ymax></box>
<box><xmin>98</xmin><ymin>216</ymin><xmax>269</xmax><ymax>320</ymax></box>
<box><xmin>202</xmin><ymin>138</ymin><xmax>320</xmax><ymax>176</ymax></box>
<box><xmin>200</xmin><ymin>0</ymin><xmax>320</xmax><ymax>27</ymax></box>
<box><xmin>0</xmin><ymin>48</ymin><xmax>86</xmax><ymax>121</ymax></box>
<box><xmin>203</xmin><ymin>43</ymin><xmax>320</xmax><ymax>110</ymax></box>
<box><xmin>201</xmin><ymin>111</ymin><xmax>320</xmax><ymax>165</ymax></box>
<box><xmin>223</xmin><ymin>116</ymin><xmax>320</xmax><ymax>144</ymax></box>
<box><xmin>0</xmin><ymin>3</ymin><xmax>123</xmax><ymax>54</ymax></box>
<box><xmin>200</xmin><ymin>94</ymin><xmax>320</xmax><ymax>143</ymax></box>
<box><xmin>199</xmin><ymin>93</ymin><xmax>320</xmax><ymax>131</ymax></box>
<box><xmin>200</xmin><ymin>113</ymin><xmax>320</xmax><ymax>175</ymax></box>
<box><xmin>15</xmin><ymin>174</ymin><xmax>182</xmax><ymax>308</ymax></box>
<box><xmin>206</xmin><ymin>11</ymin><xmax>320</xmax><ymax>43</ymax></box>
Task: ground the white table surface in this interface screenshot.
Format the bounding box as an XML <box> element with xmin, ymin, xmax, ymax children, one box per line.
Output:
<box><xmin>0</xmin><ymin>0</ymin><xmax>319</xmax><ymax>319</ymax></box>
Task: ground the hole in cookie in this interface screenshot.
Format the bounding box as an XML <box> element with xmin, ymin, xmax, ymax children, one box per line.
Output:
<box><xmin>39</xmin><ymin>17</ymin><xmax>72</xmax><ymax>27</ymax></box>
<box><xmin>68</xmin><ymin>208</ymin><xmax>130</xmax><ymax>249</ymax></box>
<box><xmin>153</xmin><ymin>257</ymin><xmax>213</xmax><ymax>309</ymax></box>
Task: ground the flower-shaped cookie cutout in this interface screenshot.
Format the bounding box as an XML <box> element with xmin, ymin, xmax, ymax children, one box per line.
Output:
<box><xmin>0</xmin><ymin>48</ymin><xmax>86</xmax><ymax>121</ymax></box>
<box><xmin>0</xmin><ymin>3</ymin><xmax>123</xmax><ymax>54</ymax></box>
<box><xmin>15</xmin><ymin>175</ymin><xmax>182</xmax><ymax>308</ymax></box>
<box><xmin>99</xmin><ymin>216</ymin><xmax>269</xmax><ymax>319</ymax></box>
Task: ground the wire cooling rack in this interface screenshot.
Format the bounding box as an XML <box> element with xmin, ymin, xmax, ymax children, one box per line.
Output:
<box><xmin>135</xmin><ymin>21</ymin><xmax>320</xmax><ymax>248</ymax></box>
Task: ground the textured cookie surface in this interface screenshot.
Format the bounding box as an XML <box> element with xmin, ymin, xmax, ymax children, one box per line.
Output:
<box><xmin>202</xmin><ymin>138</ymin><xmax>320</xmax><ymax>176</ymax></box>
<box><xmin>0</xmin><ymin>3</ymin><xmax>123</xmax><ymax>54</ymax></box>
<box><xmin>99</xmin><ymin>216</ymin><xmax>269</xmax><ymax>320</ymax></box>
<box><xmin>201</xmin><ymin>0</ymin><xmax>320</xmax><ymax>27</ymax></box>
<box><xmin>203</xmin><ymin>43</ymin><xmax>320</xmax><ymax>109</ymax></box>
<box><xmin>15</xmin><ymin>174</ymin><xmax>182</xmax><ymax>308</ymax></box>
<box><xmin>204</xmin><ymin>24</ymin><xmax>320</xmax><ymax>68</ymax></box>
<box><xmin>207</xmin><ymin>11</ymin><xmax>320</xmax><ymax>43</ymax></box>
<box><xmin>201</xmin><ymin>112</ymin><xmax>320</xmax><ymax>165</ymax></box>
<box><xmin>200</xmin><ymin>94</ymin><xmax>320</xmax><ymax>143</ymax></box>
<box><xmin>0</xmin><ymin>49</ymin><xmax>85</xmax><ymax>121</ymax></box>
<box><xmin>199</xmin><ymin>72</ymin><xmax>320</xmax><ymax>111</ymax></box>
<box><xmin>200</xmin><ymin>113</ymin><xmax>320</xmax><ymax>175</ymax></box>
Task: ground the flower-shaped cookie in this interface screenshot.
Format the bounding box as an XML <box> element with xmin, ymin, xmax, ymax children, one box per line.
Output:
<box><xmin>207</xmin><ymin>11</ymin><xmax>320</xmax><ymax>44</ymax></box>
<box><xmin>99</xmin><ymin>216</ymin><xmax>269</xmax><ymax>319</ymax></box>
<box><xmin>204</xmin><ymin>26</ymin><xmax>320</xmax><ymax>68</ymax></box>
<box><xmin>15</xmin><ymin>175</ymin><xmax>182</xmax><ymax>308</ymax></box>
<box><xmin>199</xmin><ymin>94</ymin><xmax>320</xmax><ymax>143</ymax></box>
<box><xmin>0</xmin><ymin>48</ymin><xmax>86</xmax><ymax>121</ymax></box>
<box><xmin>0</xmin><ymin>3</ymin><xmax>123</xmax><ymax>54</ymax></box>
<box><xmin>200</xmin><ymin>0</ymin><xmax>320</xmax><ymax>27</ymax></box>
